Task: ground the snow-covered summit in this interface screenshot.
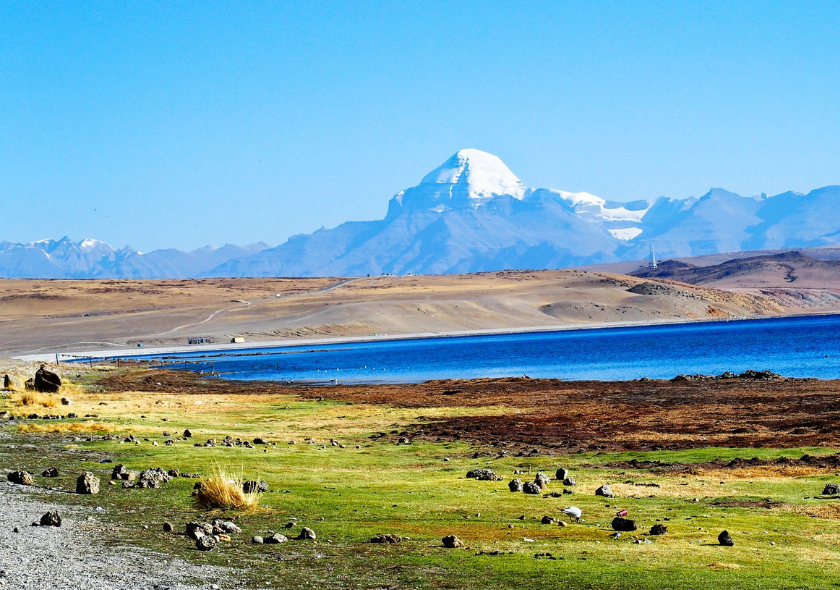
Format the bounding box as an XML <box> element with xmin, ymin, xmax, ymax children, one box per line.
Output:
<box><xmin>390</xmin><ymin>149</ymin><xmax>528</xmax><ymax>214</ymax></box>
<box><xmin>420</xmin><ymin>149</ymin><xmax>527</xmax><ymax>203</ymax></box>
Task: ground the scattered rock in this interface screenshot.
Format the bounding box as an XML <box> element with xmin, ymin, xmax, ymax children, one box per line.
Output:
<box><xmin>508</xmin><ymin>478</ymin><xmax>523</xmax><ymax>492</ymax></box>
<box><xmin>442</xmin><ymin>535</ymin><xmax>464</xmax><ymax>548</ymax></box>
<box><xmin>595</xmin><ymin>484</ymin><xmax>614</xmax><ymax>498</ymax></box>
<box><xmin>522</xmin><ymin>481</ymin><xmax>541</xmax><ymax>495</ymax></box>
<box><xmin>243</xmin><ymin>480</ymin><xmax>268</xmax><ymax>494</ymax></box>
<box><xmin>41</xmin><ymin>467</ymin><xmax>59</xmax><ymax>478</ymax></box>
<box><xmin>253</xmin><ymin>437</ymin><xmax>267</xmax><ymax>445</ymax></box>
<box><xmin>7</xmin><ymin>471</ymin><xmax>33</xmax><ymax>485</ymax></box>
<box><xmin>295</xmin><ymin>527</ymin><xmax>316</xmax><ymax>540</ymax></box>
<box><xmin>212</xmin><ymin>520</ymin><xmax>242</xmax><ymax>534</ymax></box>
<box><xmin>265</xmin><ymin>533</ymin><xmax>288</xmax><ymax>544</ymax></box>
<box><xmin>183</xmin><ymin>429</ymin><xmax>193</xmax><ymax>438</ymax></box>
<box><xmin>371</xmin><ymin>534</ymin><xmax>402</xmax><ymax>543</ymax></box>
<box><xmin>718</xmin><ymin>530</ymin><xmax>734</xmax><ymax>546</ymax></box>
<box><xmin>611</xmin><ymin>517</ymin><xmax>638</xmax><ymax>532</ymax></box>
<box><xmin>163</xmin><ymin>522</ymin><xmax>174</xmax><ymax>533</ymax></box>
<box><xmin>540</xmin><ymin>516</ymin><xmax>557</xmax><ymax>525</ymax></box>
<box><xmin>76</xmin><ymin>472</ymin><xmax>100</xmax><ymax>495</ymax></box>
<box><xmin>823</xmin><ymin>483</ymin><xmax>840</xmax><ymax>495</ymax></box>
<box><xmin>649</xmin><ymin>524</ymin><xmax>668</xmax><ymax>535</ymax></box>
<box><xmin>186</xmin><ymin>522</ymin><xmax>214</xmax><ymax>540</ymax></box>
<box><xmin>34</xmin><ymin>365</ymin><xmax>61</xmax><ymax>393</ymax></box>
<box><xmin>196</xmin><ymin>535</ymin><xmax>216</xmax><ymax>551</ymax></box>
<box><xmin>111</xmin><ymin>464</ymin><xmax>128</xmax><ymax>480</ymax></box>
<box><xmin>534</xmin><ymin>472</ymin><xmax>550</xmax><ymax>490</ymax></box>
<box><xmin>563</xmin><ymin>477</ymin><xmax>576</xmax><ymax>487</ymax></box>
<box><xmin>466</xmin><ymin>469</ymin><xmax>503</xmax><ymax>481</ymax></box>
<box><xmin>60</xmin><ymin>397</ymin><xmax>72</xmax><ymax>405</ymax></box>
<box><xmin>39</xmin><ymin>511</ymin><xmax>62</xmax><ymax>527</ymax></box>
<box><xmin>555</xmin><ymin>468</ymin><xmax>569</xmax><ymax>481</ymax></box>
<box><xmin>3</xmin><ymin>374</ymin><xmax>23</xmax><ymax>391</ymax></box>
<box><xmin>137</xmin><ymin>467</ymin><xmax>172</xmax><ymax>489</ymax></box>
<box><xmin>251</xmin><ymin>536</ymin><xmax>264</xmax><ymax>544</ymax></box>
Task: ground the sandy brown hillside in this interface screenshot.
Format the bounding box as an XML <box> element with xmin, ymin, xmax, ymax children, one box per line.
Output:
<box><xmin>2</xmin><ymin>267</ymin><xmax>835</xmax><ymax>357</ymax></box>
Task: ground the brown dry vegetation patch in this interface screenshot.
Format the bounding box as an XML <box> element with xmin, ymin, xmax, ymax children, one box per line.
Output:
<box><xmin>16</xmin><ymin>421</ymin><xmax>125</xmax><ymax>434</ymax></box>
<box><xmin>782</xmin><ymin>503</ymin><xmax>840</xmax><ymax>520</ymax></box>
<box><xmin>98</xmin><ymin>369</ymin><xmax>840</xmax><ymax>454</ymax></box>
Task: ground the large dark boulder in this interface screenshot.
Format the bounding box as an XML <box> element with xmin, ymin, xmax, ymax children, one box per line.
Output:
<box><xmin>718</xmin><ymin>530</ymin><xmax>734</xmax><ymax>546</ymax></box>
<box><xmin>34</xmin><ymin>366</ymin><xmax>61</xmax><ymax>393</ymax></box>
<box><xmin>40</xmin><ymin>511</ymin><xmax>62</xmax><ymax>527</ymax></box>
<box><xmin>7</xmin><ymin>470</ymin><xmax>33</xmax><ymax>485</ymax></box>
<box><xmin>823</xmin><ymin>483</ymin><xmax>840</xmax><ymax>495</ymax></box>
<box><xmin>442</xmin><ymin>535</ymin><xmax>464</xmax><ymax>548</ymax></box>
<box><xmin>611</xmin><ymin>517</ymin><xmax>638</xmax><ymax>532</ymax></box>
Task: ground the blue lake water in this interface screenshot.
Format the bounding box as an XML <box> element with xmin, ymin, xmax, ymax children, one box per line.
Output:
<box><xmin>125</xmin><ymin>314</ymin><xmax>840</xmax><ymax>383</ymax></box>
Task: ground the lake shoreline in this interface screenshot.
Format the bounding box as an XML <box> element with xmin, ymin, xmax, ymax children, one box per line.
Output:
<box><xmin>15</xmin><ymin>309</ymin><xmax>840</xmax><ymax>363</ymax></box>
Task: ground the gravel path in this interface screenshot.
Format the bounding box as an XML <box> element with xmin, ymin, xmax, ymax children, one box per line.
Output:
<box><xmin>0</xmin><ymin>481</ymin><xmax>242</xmax><ymax>590</ymax></box>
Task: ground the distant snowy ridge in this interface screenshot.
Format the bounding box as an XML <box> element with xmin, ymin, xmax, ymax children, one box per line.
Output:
<box><xmin>2</xmin><ymin>149</ymin><xmax>840</xmax><ymax>278</ymax></box>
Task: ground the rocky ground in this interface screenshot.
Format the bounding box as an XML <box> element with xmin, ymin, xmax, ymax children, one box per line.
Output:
<box><xmin>0</xmin><ymin>423</ymin><xmax>239</xmax><ymax>590</ymax></box>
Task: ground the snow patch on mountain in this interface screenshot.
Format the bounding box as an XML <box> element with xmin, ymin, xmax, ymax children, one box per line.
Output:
<box><xmin>608</xmin><ymin>227</ymin><xmax>644</xmax><ymax>241</ymax></box>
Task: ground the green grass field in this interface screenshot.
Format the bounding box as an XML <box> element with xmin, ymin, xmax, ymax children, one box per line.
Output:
<box><xmin>3</xmin><ymin>371</ymin><xmax>840</xmax><ymax>589</ymax></box>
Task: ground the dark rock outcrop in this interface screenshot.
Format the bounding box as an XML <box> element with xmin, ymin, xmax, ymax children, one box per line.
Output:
<box><xmin>611</xmin><ymin>517</ymin><xmax>638</xmax><ymax>532</ymax></box>
<box><xmin>7</xmin><ymin>471</ymin><xmax>33</xmax><ymax>485</ymax></box>
<box><xmin>442</xmin><ymin>535</ymin><xmax>464</xmax><ymax>548</ymax></box>
<box><xmin>34</xmin><ymin>366</ymin><xmax>61</xmax><ymax>393</ymax></box>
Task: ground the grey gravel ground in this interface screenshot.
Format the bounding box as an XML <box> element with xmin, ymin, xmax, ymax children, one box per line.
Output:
<box><xmin>0</xmin><ymin>481</ymin><xmax>241</xmax><ymax>590</ymax></box>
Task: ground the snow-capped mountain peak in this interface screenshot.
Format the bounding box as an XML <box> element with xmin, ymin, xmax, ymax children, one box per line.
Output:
<box><xmin>390</xmin><ymin>149</ymin><xmax>528</xmax><ymax>214</ymax></box>
<box><xmin>80</xmin><ymin>238</ymin><xmax>107</xmax><ymax>251</ymax></box>
<box><xmin>419</xmin><ymin>149</ymin><xmax>527</xmax><ymax>203</ymax></box>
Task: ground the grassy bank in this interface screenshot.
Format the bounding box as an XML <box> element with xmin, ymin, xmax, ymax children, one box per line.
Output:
<box><xmin>2</xmin><ymin>369</ymin><xmax>840</xmax><ymax>589</ymax></box>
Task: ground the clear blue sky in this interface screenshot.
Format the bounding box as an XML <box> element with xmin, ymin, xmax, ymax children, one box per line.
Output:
<box><xmin>2</xmin><ymin>1</ymin><xmax>839</xmax><ymax>251</ymax></box>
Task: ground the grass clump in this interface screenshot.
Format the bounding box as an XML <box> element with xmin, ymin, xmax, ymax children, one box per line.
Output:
<box><xmin>14</xmin><ymin>391</ymin><xmax>59</xmax><ymax>408</ymax></box>
<box><xmin>195</xmin><ymin>464</ymin><xmax>261</xmax><ymax>511</ymax></box>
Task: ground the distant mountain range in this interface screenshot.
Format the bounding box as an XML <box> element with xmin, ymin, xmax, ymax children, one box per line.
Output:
<box><xmin>0</xmin><ymin>238</ymin><xmax>269</xmax><ymax>279</ymax></box>
<box><xmin>3</xmin><ymin>149</ymin><xmax>840</xmax><ymax>278</ymax></box>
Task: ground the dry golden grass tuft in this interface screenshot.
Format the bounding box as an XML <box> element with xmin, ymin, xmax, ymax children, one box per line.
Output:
<box><xmin>782</xmin><ymin>503</ymin><xmax>840</xmax><ymax>520</ymax></box>
<box><xmin>691</xmin><ymin>465</ymin><xmax>834</xmax><ymax>480</ymax></box>
<box><xmin>195</xmin><ymin>464</ymin><xmax>261</xmax><ymax>511</ymax></box>
<box><xmin>702</xmin><ymin>562</ymin><xmax>742</xmax><ymax>570</ymax></box>
<box><xmin>13</xmin><ymin>391</ymin><xmax>59</xmax><ymax>408</ymax></box>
